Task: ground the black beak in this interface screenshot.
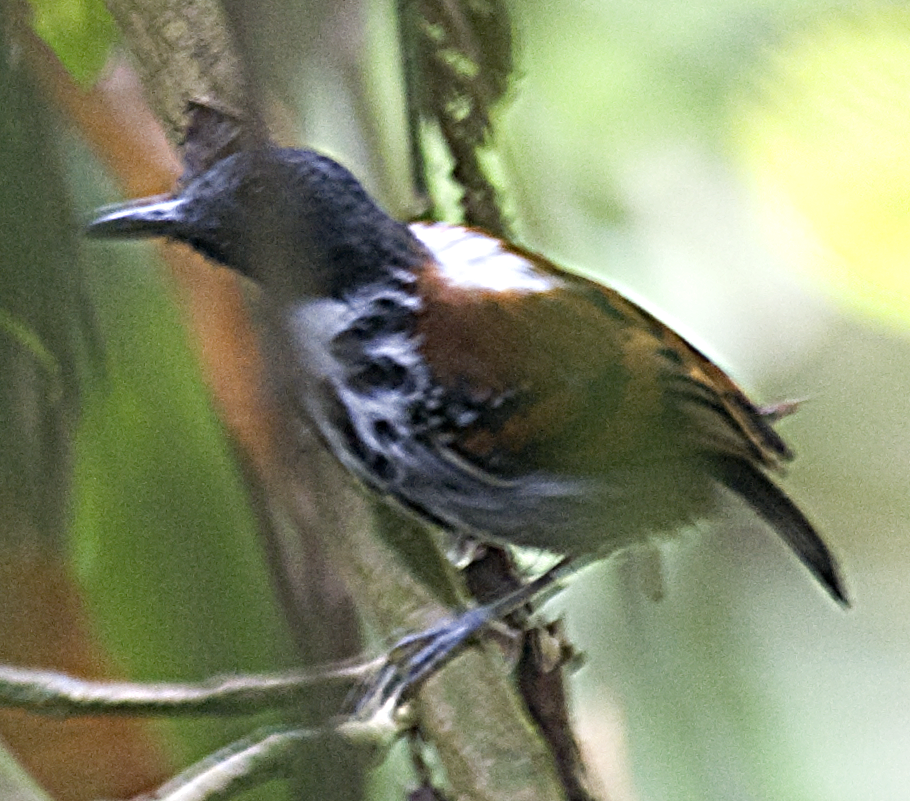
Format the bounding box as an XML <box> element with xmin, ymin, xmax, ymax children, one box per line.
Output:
<box><xmin>86</xmin><ymin>195</ymin><xmax>188</xmax><ymax>239</ymax></box>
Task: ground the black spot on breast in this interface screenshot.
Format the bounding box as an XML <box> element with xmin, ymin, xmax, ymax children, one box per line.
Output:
<box><xmin>348</xmin><ymin>356</ymin><xmax>412</xmax><ymax>395</ymax></box>
<box><xmin>372</xmin><ymin>418</ymin><xmax>399</xmax><ymax>445</ymax></box>
<box><xmin>367</xmin><ymin>451</ymin><xmax>396</xmax><ymax>483</ymax></box>
<box><xmin>362</xmin><ymin>295</ymin><xmax>415</xmax><ymax>333</ymax></box>
<box><xmin>338</xmin><ymin>417</ymin><xmax>369</xmax><ymax>463</ymax></box>
<box><xmin>331</xmin><ymin>287</ymin><xmax>418</xmax><ymax>360</ymax></box>
<box><xmin>330</xmin><ymin>327</ymin><xmax>367</xmax><ymax>360</ymax></box>
<box><xmin>333</xmin><ymin>411</ymin><xmax>400</xmax><ymax>485</ymax></box>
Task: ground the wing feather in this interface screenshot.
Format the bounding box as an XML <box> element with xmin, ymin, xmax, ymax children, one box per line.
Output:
<box><xmin>411</xmin><ymin>222</ymin><xmax>792</xmax><ymax>475</ymax></box>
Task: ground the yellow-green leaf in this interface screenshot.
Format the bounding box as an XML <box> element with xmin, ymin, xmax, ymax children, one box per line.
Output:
<box><xmin>29</xmin><ymin>0</ymin><xmax>118</xmax><ymax>86</ymax></box>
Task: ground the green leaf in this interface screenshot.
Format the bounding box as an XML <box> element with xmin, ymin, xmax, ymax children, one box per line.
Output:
<box><xmin>28</xmin><ymin>0</ymin><xmax>118</xmax><ymax>86</ymax></box>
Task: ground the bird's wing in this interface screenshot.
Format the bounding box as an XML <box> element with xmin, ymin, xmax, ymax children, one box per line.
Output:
<box><xmin>410</xmin><ymin>223</ymin><xmax>791</xmax><ymax>477</ymax></box>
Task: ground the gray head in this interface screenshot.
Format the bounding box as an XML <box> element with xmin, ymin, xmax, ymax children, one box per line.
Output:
<box><xmin>88</xmin><ymin>147</ymin><xmax>425</xmax><ymax>297</ymax></box>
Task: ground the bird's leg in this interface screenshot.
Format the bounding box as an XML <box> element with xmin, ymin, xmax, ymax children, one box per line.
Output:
<box><xmin>352</xmin><ymin>557</ymin><xmax>577</xmax><ymax>717</ymax></box>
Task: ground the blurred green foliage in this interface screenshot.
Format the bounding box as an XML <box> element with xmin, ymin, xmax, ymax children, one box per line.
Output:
<box><xmin>732</xmin><ymin>8</ymin><xmax>910</xmax><ymax>328</ymax></box>
<box><xmin>0</xmin><ymin>2</ymin><xmax>89</xmax><ymax>546</ymax></box>
<box><xmin>68</xmin><ymin>148</ymin><xmax>297</xmax><ymax>775</ymax></box>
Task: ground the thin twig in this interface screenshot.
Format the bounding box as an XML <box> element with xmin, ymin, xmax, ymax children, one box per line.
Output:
<box><xmin>146</xmin><ymin>726</ymin><xmax>321</xmax><ymax>801</ymax></box>
<box><xmin>0</xmin><ymin>660</ymin><xmax>378</xmax><ymax>718</ymax></box>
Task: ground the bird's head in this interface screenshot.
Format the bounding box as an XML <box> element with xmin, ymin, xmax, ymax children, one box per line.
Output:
<box><xmin>88</xmin><ymin>147</ymin><xmax>422</xmax><ymax>297</ymax></box>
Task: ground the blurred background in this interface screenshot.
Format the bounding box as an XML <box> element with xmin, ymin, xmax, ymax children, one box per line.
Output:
<box><xmin>3</xmin><ymin>0</ymin><xmax>910</xmax><ymax>800</ymax></box>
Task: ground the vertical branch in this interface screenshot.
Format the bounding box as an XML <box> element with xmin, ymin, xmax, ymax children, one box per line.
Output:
<box><xmin>103</xmin><ymin>0</ymin><xmax>243</xmax><ymax>142</ymax></box>
<box><xmin>397</xmin><ymin>0</ymin><xmax>431</xmax><ymax>211</ymax></box>
<box><xmin>396</xmin><ymin>4</ymin><xmax>606</xmax><ymax>798</ymax></box>
<box><xmin>399</xmin><ymin>0</ymin><xmax>514</xmax><ymax>236</ymax></box>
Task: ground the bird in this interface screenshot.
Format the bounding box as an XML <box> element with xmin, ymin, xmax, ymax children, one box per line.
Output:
<box><xmin>86</xmin><ymin>144</ymin><xmax>848</xmax><ymax>608</ymax></box>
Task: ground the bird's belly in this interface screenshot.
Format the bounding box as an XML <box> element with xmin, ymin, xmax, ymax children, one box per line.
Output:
<box><xmin>395</xmin><ymin>450</ymin><xmax>719</xmax><ymax>559</ymax></box>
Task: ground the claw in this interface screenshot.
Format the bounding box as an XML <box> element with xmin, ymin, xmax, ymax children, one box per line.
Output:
<box><xmin>352</xmin><ymin>558</ymin><xmax>576</xmax><ymax>716</ymax></box>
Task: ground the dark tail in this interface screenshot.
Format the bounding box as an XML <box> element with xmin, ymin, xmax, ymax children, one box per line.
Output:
<box><xmin>704</xmin><ymin>454</ymin><xmax>849</xmax><ymax>606</ymax></box>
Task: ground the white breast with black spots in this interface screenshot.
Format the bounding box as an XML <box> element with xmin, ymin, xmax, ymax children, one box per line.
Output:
<box><xmin>284</xmin><ymin>284</ymin><xmax>429</xmax><ymax>492</ymax></box>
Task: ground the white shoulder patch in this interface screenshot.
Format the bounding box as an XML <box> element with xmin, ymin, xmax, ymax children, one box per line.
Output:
<box><xmin>410</xmin><ymin>222</ymin><xmax>561</xmax><ymax>294</ymax></box>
